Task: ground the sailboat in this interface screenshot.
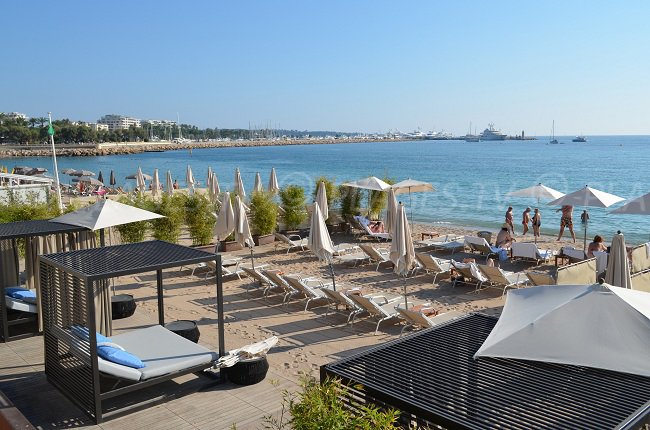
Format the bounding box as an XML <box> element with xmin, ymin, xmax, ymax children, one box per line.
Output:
<box><xmin>549</xmin><ymin>120</ymin><xmax>559</xmax><ymax>144</ymax></box>
<box><xmin>464</xmin><ymin>121</ymin><xmax>480</xmax><ymax>142</ymax></box>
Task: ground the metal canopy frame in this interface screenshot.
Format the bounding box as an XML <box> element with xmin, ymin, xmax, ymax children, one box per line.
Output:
<box><xmin>39</xmin><ymin>240</ymin><xmax>225</xmax><ymax>424</ymax></box>
<box><xmin>0</xmin><ymin>220</ymin><xmax>88</xmax><ymax>343</ymax></box>
<box><xmin>321</xmin><ymin>313</ymin><xmax>650</xmax><ymax>430</ymax></box>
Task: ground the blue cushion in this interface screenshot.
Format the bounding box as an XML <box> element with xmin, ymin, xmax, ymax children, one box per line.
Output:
<box><xmin>97</xmin><ymin>343</ymin><xmax>145</xmax><ymax>369</ymax></box>
<box><xmin>5</xmin><ymin>287</ymin><xmax>29</xmax><ymax>297</ymax></box>
<box><xmin>9</xmin><ymin>289</ymin><xmax>36</xmax><ymax>301</ymax></box>
<box><xmin>71</xmin><ymin>325</ymin><xmax>111</xmax><ymax>344</ymax></box>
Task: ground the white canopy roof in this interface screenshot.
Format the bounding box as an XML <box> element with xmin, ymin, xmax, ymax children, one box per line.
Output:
<box><xmin>475</xmin><ymin>284</ymin><xmax>650</xmax><ymax>377</ymax></box>
<box><xmin>610</xmin><ymin>192</ymin><xmax>650</xmax><ymax>215</ymax></box>
<box><xmin>548</xmin><ymin>186</ymin><xmax>625</xmax><ymax>208</ymax></box>
<box><xmin>50</xmin><ymin>199</ymin><xmax>163</xmax><ymax>231</ymax></box>
<box><xmin>342</xmin><ymin>176</ymin><xmax>391</xmax><ymax>191</ymax></box>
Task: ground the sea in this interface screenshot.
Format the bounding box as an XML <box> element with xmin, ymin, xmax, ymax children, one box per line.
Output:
<box><xmin>4</xmin><ymin>136</ymin><xmax>650</xmax><ymax>244</ymax></box>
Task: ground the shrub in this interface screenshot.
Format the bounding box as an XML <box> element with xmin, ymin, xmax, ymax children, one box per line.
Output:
<box><xmin>184</xmin><ymin>193</ymin><xmax>214</xmax><ymax>246</ymax></box>
<box><xmin>249</xmin><ymin>191</ymin><xmax>278</xmax><ymax>235</ymax></box>
<box><xmin>146</xmin><ymin>194</ymin><xmax>185</xmax><ymax>243</ymax></box>
<box><xmin>279</xmin><ymin>185</ymin><xmax>307</xmax><ymax>231</ymax></box>
<box><xmin>115</xmin><ymin>195</ymin><xmax>150</xmax><ymax>243</ymax></box>
<box><xmin>338</xmin><ymin>185</ymin><xmax>362</xmax><ymax>222</ymax></box>
<box><xmin>312</xmin><ymin>176</ymin><xmax>338</xmax><ymax>224</ymax></box>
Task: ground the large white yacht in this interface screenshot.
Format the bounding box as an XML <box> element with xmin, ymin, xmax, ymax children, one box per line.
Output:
<box><xmin>479</xmin><ymin>123</ymin><xmax>507</xmax><ymax>141</ymax></box>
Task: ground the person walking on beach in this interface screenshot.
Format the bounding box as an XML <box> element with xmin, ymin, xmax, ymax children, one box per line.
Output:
<box><xmin>531</xmin><ymin>208</ymin><xmax>541</xmax><ymax>239</ymax></box>
<box><xmin>521</xmin><ymin>207</ymin><xmax>532</xmax><ymax>235</ymax></box>
<box><xmin>505</xmin><ymin>206</ymin><xmax>515</xmax><ymax>234</ymax></box>
<box><xmin>556</xmin><ymin>205</ymin><xmax>576</xmax><ymax>242</ymax></box>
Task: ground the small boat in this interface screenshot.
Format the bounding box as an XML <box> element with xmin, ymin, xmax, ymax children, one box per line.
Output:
<box><xmin>572</xmin><ymin>135</ymin><xmax>587</xmax><ymax>142</ymax></box>
<box><xmin>549</xmin><ymin>120</ymin><xmax>559</xmax><ymax>144</ymax></box>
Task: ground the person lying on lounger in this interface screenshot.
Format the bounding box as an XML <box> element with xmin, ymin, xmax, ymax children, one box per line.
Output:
<box><xmin>355</xmin><ymin>214</ymin><xmax>385</xmax><ymax>233</ymax></box>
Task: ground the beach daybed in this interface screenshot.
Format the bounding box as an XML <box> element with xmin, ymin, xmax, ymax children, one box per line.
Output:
<box><xmin>397</xmin><ymin>308</ymin><xmax>463</xmax><ymax>336</ymax></box>
<box><xmin>477</xmin><ymin>265</ymin><xmax>528</xmax><ymax>296</ymax></box>
<box><xmin>359</xmin><ymin>244</ymin><xmax>393</xmax><ymax>271</ymax></box>
<box><xmin>510</xmin><ymin>242</ymin><xmax>554</xmax><ymax>264</ymax></box>
<box><xmin>274</xmin><ymin>233</ymin><xmax>308</xmax><ymax>254</ymax></box>
<box><xmin>414</xmin><ymin>253</ymin><xmax>452</xmax><ymax>284</ymax></box>
<box><xmin>39</xmin><ymin>240</ymin><xmax>226</xmax><ymax>423</ymax></box>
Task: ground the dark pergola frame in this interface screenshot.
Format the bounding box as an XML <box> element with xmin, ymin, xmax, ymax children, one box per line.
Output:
<box><xmin>39</xmin><ymin>240</ymin><xmax>225</xmax><ymax>424</ymax></box>
<box><xmin>321</xmin><ymin>313</ymin><xmax>650</xmax><ymax>430</ymax></box>
<box><xmin>0</xmin><ymin>220</ymin><xmax>88</xmax><ymax>342</ymax></box>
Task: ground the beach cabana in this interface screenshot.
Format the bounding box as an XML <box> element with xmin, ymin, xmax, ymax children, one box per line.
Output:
<box><xmin>39</xmin><ymin>240</ymin><xmax>225</xmax><ymax>423</ymax></box>
<box><xmin>0</xmin><ymin>220</ymin><xmax>88</xmax><ymax>342</ymax></box>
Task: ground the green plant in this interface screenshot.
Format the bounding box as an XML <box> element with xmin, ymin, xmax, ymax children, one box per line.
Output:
<box><xmin>338</xmin><ymin>185</ymin><xmax>362</xmax><ymax>222</ymax></box>
<box><xmin>184</xmin><ymin>193</ymin><xmax>214</xmax><ymax>245</ymax></box>
<box><xmin>279</xmin><ymin>185</ymin><xmax>307</xmax><ymax>231</ymax></box>
<box><xmin>146</xmin><ymin>194</ymin><xmax>185</xmax><ymax>243</ymax></box>
<box><xmin>263</xmin><ymin>376</ymin><xmax>398</xmax><ymax>429</ymax></box>
<box><xmin>115</xmin><ymin>196</ymin><xmax>150</xmax><ymax>243</ymax></box>
<box><xmin>368</xmin><ymin>176</ymin><xmax>395</xmax><ymax>219</ymax></box>
<box><xmin>312</xmin><ymin>176</ymin><xmax>338</xmax><ymax>224</ymax></box>
<box><xmin>249</xmin><ymin>191</ymin><xmax>278</xmax><ymax>235</ymax></box>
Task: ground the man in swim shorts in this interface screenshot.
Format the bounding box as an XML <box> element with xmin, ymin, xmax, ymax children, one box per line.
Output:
<box><xmin>556</xmin><ymin>205</ymin><xmax>576</xmax><ymax>242</ymax></box>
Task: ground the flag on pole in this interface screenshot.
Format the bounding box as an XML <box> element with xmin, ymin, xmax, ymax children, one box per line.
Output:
<box><xmin>48</xmin><ymin>121</ymin><xmax>55</xmax><ymax>136</ymax></box>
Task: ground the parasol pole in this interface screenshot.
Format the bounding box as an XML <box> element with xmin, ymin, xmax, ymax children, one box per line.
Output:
<box><xmin>48</xmin><ymin>112</ymin><xmax>63</xmax><ymax>212</ymax></box>
<box><xmin>328</xmin><ymin>256</ymin><xmax>337</xmax><ymax>291</ymax></box>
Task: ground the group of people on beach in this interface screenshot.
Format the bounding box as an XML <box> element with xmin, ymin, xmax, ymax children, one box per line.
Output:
<box><xmin>503</xmin><ymin>204</ymin><xmax>591</xmax><ymax>244</ymax></box>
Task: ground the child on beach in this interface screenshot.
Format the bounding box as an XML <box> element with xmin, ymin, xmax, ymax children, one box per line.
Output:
<box><xmin>531</xmin><ymin>208</ymin><xmax>541</xmax><ymax>239</ymax></box>
<box><xmin>521</xmin><ymin>207</ymin><xmax>531</xmax><ymax>235</ymax></box>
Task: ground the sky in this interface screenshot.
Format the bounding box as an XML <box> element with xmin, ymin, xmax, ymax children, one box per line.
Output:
<box><xmin>2</xmin><ymin>1</ymin><xmax>650</xmax><ymax>135</ymax></box>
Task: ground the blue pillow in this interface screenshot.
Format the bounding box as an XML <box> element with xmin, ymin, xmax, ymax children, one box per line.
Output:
<box><xmin>5</xmin><ymin>287</ymin><xmax>28</xmax><ymax>297</ymax></box>
<box><xmin>9</xmin><ymin>289</ymin><xmax>36</xmax><ymax>301</ymax></box>
<box><xmin>97</xmin><ymin>343</ymin><xmax>145</xmax><ymax>369</ymax></box>
<box><xmin>70</xmin><ymin>325</ymin><xmax>112</xmax><ymax>344</ymax></box>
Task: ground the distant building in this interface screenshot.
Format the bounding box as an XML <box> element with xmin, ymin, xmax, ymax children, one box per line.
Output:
<box><xmin>87</xmin><ymin>123</ymin><xmax>109</xmax><ymax>131</ymax></box>
<box><xmin>141</xmin><ymin>119</ymin><xmax>177</xmax><ymax>126</ymax></box>
<box><xmin>2</xmin><ymin>112</ymin><xmax>28</xmax><ymax>121</ymax></box>
<box><xmin>97</xmin><ymin>114</ymin><xmax>142</xmax><ymax>131</ymax></box>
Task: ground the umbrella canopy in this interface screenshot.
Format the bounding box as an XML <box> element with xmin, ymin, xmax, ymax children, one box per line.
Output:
<box><xmin>315</xmin><ymin>181</ymin><xmax>328</xmax><ymax>221</ymax></box>
<box><xmin>234</xmin><ymin>168</ymin><xmax>246</xmax><ymax>198</ymax></box>
<box><xmin>610</xmin><ymin>192</ymin><xmax>650</xmax><ymax>214</ymax></box>
<box><xmin>109</xmin><ymin>170</ymin><xmax>116</xmax><ymax>186</ymax></box>
<box><xmin>125</xmin><ymin>170</ymin><xmax>152</xmax><ymax>181</ymax></box>
<box><xmin>214</xmin><ymin>192</ymin><xmax>235</xmax><ymax>241</ymax></box>
<box><xmin>308</xmin><ymin>203</ymin><xmax>335</xmax><ymax>262</ymax></box>
<box><xmin>211</xmin><ymin>172</ymin><xmax>221</xmax><ymax>196</ymax></box>
<box><xmin>60</xmin><ymin>168</ymin><xmax>76</xmax><ymax>175</ymax></box>
<box><xmin>165</xmin><ymin>170</ymin><xmax>174</xmax><ymax>195</ymax></box>
<box><xmin>506</xmin><ymin>183</ymin><xmax>565</xmax><ymax>202</ymax></box>
<box><xmin>186</xmin><ymin>165</ymin><xmax>195</xmax><ymax>193</ymax></box>
<box><xmin>253</xmin><ymin>172</ymin><xmax>263</xmax><ymax>193</ymax></box>
<box><xmin>547</xmin><ymin>185</ymin><xmax>625</xmax><ymax>208</ymax></box>
<box><xmin>50</xmin><ymin>199</ymin><xmax>163</xmax><ymax>230</ymax></box>
<box><xmin>69</xmin><ymin>169</ymin><xmax>95</xmax><ymax>177</ymax></box>
<box><xmin>76</xmin><ymin>176</ymin><xmax>103</xmax><ymax>186</ymax></box>
<box><xmin>136</xmin><ymin>167</ymin><xmax>146</xmax><ymax>193</ymax></box>
<box><xmin>151</xmin><ymin>169</ymin><xmax>160</xmax><ymax>197</ymax></box>
<box><xmin>342</xmin><ymin>176</ymin><xmax>391</xmax><ymax>191</ymax></box>
<box><xmin>390</xmin><ymin>204</ymin><xmax>416</xmax><ymax>308</ymax></box>
<box><xmin>268</xmin><ymin>167</ymin><xmax>280</xmax><ymax>194</ymax></box>
<box><xmin>391</xmin><ymin>178</ymin><xmax>436</xmax><ymax>195</ymax></box>
<box><xmin>233</xmin><ymin>195</ymin><xmax>254</xmax><ymax>248</ymax></box>
<box><xmin>97</xmin><ymin>171</ymin><xmax>104</xmax><ymax>184</ymax></box>
<box><xmin>475</xmin><ymin>284</ymin><xmax>650</xmax><ymax>377</ymax></box>
<box><xmin>384</xmin><ymin>187</ymin><xmax>398</xmax><ymax>235</ymax></box>
<box><xmin>605</xmin><ymin>232</ymin><xmax>632</xmax><ymax>288</ymax></box>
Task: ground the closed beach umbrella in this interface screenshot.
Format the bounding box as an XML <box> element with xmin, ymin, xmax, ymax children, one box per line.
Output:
<box><xmin>186</xmin><ymin>165</ymin><xmax>195</xmax><ymax>194</ymax></box>
<box><xmin>152</xmin><ymin>169</ymin><xmax>160</xmax><ymax>197</ymax></box>
<box><xmin>315</xmin><ymin>181</ymin><xmax>328</xmax><ymax>221</ymax></box>
<box><xmin>97</xmin><ymin>171</ymin><xmax>104</xmax><ymax>184</ymax></box>
<box><xmin>234</xmin><ymin>168</ymin><xmax>246</xmax><ymax>198</ymax></box>
<box><xmin>253</xmin><ymin>172</ymin><xmax>263</xmax><ymax>193</ymax></box>
<box><xmin>214</xmin><ymin>192</ymin><xmax>235</xmax><ymax>242</ymax></box>
<box><xmin>384</xmin><ymin>187</ymin><xmax>398</xmax><ymax>236</ymax></box>
<box><xmin>234</xmin><ymin>195</ymin><xmax>254</xmax><ymax>249</ymax></box>
<box><xmin>109</xmin><ymin>170</ymin><xmax>116</xmax><ymax>186</ymax></box>
<box><xmin>605</xmin><ymin>232</ymin><xmax>632</xmax><ymax>289</ymax></box>
<box><xmin>136</xmin><ymin>167</ymin><xmax>146</xmax><ymax>194</ymax></box>
<box><xmin>308</xmin><ymin>203</ymin><xmax>337</xmax><ymax>290</ymax></box>
<box><xmin>390</xmin><ymin>203</ymin><xmax>416</xmax><ymax>308</ymax></box>
<box><xmin>165</xmin><ymin>170</ymin><xmax>174</xmax><ymax>195</ymax></box>
<box><xmin>207</xmin><ymin>166</ymin><xmax>213</xmax><ymax>191</ymax></box>
<box><xmin>548</xmin><ymin>185</ymin><xmax>625</xmax><ymax>251</ymax></box>
<box><xmin>507</xmin><ymin>182</ymin><xmax>565</xmax><ymax>205</ymax></box>
<box><xmin>210</xmin><ymin>173</ymin><xmax>220</xmax><ymax>203</ymax></box>
<box><xmin>268</xmin><ymin>167</ymin><xmax>280</xmax><ymax>194</ymax></box>
<box><xmin>610</xmin><ymin>192</ymin><xmax>650</xmax><ymax>215</ymax></box>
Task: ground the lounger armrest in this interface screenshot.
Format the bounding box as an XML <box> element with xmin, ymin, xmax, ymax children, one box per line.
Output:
<box><xmin>288</xmin><ymin>234</ymin><xmax>302</xmax><ymax>241</ymax></box>
<box><xmin>370</xmin><ymin>295</ymin><xmax>389</xmax><ymax>304</ymax></box>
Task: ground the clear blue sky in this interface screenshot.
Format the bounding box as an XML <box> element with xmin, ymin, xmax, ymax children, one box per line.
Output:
<box><xmin>2</xmin><ymin>1</ymin><xmax>649</xmax><ymax>135</ymax></box>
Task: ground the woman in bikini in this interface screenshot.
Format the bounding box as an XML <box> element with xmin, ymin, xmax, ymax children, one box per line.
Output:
<box><xmin>531</xmin><ymin>208</ymin><xmax>541</xmax><ymax>239</ymax></box>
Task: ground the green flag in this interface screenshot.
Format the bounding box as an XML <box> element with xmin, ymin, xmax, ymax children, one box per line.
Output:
<box><xmin>48</xmin><ymin>120</ymin><xmax>55</xmax><ymax>136</ymax></box>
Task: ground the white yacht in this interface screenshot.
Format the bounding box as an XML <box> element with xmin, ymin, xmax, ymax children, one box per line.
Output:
<box><xmin>479</xmin><ymin>124</ymin><xmax>507</xmax><ymax>141</ymax></box>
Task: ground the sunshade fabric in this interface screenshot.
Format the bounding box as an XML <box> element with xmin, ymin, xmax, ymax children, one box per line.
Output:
<box><xmin>268</xmin><ymin>167</ymin><xmax>279</xmax><ymax>193</ymax></box>
<box><xmin>151</xmin><ymin>169</ymin><xmax>160</xmax><ymax>197</ymax></box>
<box><xmin>342</xmin><ymin>176</ymin><xmax>391</xmax><ymax>191</ymax></box>
<box><xmin>125</xmin><ymin>169</ymin><xmax>152</xmax><ymax>181</ymax></box>
<box><xmin>605</xmin><ymin>232</ymin><xmax>632</xmax><ymax>288</ymax></box>
<box><xmin>475</xmin><ymin>284</ymin><xmax>650</xmax><ymax>377</ymax></box>
<box><xmin>507</xmin><ymin>183</ymin><xmax>565</xmax><ymax>200</ymax></box>
<box><xmin>384</xmin><ymin>188</ymin><xmax>398</xmax><ymax>235</ymax></box>
<box><xmin>391</xmin><ymin>178</ymin><xmax>436</xmax><ymax>194</ymax></box>
<box><xmin>390</xmin><ymin>203</ymin><xmax>415</xmax><ymax>277</ymax></box>
<box><xmin>109</xmin><ymin>170</ymin><xmax>116</xmax><ymax>186</ymax></box>
<box><xmin>548</xmin><ymin>186</ymin><xmax>625</xmax><ymax>208</ymax></box>
<box><xmin>253</xmin><ymin>172</ymin><xmax>263</xmax><ymax>193</ymax></box>
<box><xmin>50</xmin><ymin>199</ymin><xmax>163</xmax><ymax>230</ymax></box>
<box><xmin>165</xmin><ymin>170</ymin><xmax>173</xmax><ymax>195</ymax></box>
<box><xmin>233</xmin><ymin>195</ymin><xmax>254</xmax><ymax>248</ymax></box>
<box><xmin>136</xmin><ymin>167</ymin><xmax>146</xmax><ymax>194</ymax></box>
<box><xmin>186</xmin><ymin>165</ymin><xmax>195</xmax><ymax>192</ymax></box>
<box><xmin>234</xmin><ymin>168</ymin><xmax>246</xmax><ymax>198</ymax></box>
<box><xmin>610</xmin><ymin>192</ymin><xmax>650</xmax><ymax>214</ymax></box>
<box><xmin>214</xmin><ymin>192</ymin><xmax>235</xmax><ymax>241</ymax></box>
<box><xmin>308</xmin><ymin>204</ymin><xmax>335</xmax><ymax>262</ymax></box>
<box><xmin>211</xmin><ymin>172</ymin><xmax>220</xmax><ymax>202</ymax></box>
<box><xmin>315</xmin><ymin>181</ymin><xmax>328</xmax><ymax>221</ymax></box>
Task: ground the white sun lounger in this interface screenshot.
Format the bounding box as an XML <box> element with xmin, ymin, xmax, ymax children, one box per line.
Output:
<box><xmin>274</xmin><ymin>232</ymin><xmax>308</xmax><ymax>254</ymax></box>
<box><xmin>348</xmin><ymin>293</ymin><xmax>405</xmax><ymax>335</ymax></box>
<box><xmin>359</xmin><ymin>244</ymin><xmax>393</xmax><ymax>271</ymax></box>
<box><xmin>414</xmin><ymin>253</ymin><xmax>452</xmax><ymax>284</ymax></box>
<box><xmin>510</xmin><ymin>242</ymin><xmax>555</xmax><ymax>264</ymax></box>
<box><xmin>397</xmin><ymin>308</ymin><xmax>464</xmax><ymax>336</ymax></box>
<box><xmin>478</xmin><ymin>264</ymin><xmax>528</xmax><ymax>296</ymax></box>
<box><xmin>282</xmin><ymin>274</ymin><xmax>332</xmax><ymax>311</ymax></box>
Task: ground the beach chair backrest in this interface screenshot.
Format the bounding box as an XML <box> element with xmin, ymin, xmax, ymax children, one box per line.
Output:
<box><xmin>415</xmin><ymin>253</ymin><xmax>442</xmax><ymax>273</ymax></box>
<box><xmin>630</xmin><ymin>243</ymin><xmax>650</xmax><ymax>274</ymax></box>
<box><xmin>321</xmin><ymin>288</ymin><xmax>355</xmax><ymax>308</ymax></box>
<box><xmin>556</xmin><ymin>258</ymin><xmax>597</xmax><ymax>285</ymax></box>
<box><xmin>464</xmin><ymin>236</ymin><xmax>490</xmax><ymax>253</ymax></box>
<box><xmin>478</xmin><ymin>265</ymin><xmax>509</xmax><ymax>285</ymax></box>
<box><xmin>283</xmin><ymin>274</ymin><xmax>315</xmax><ymax>297</ymax></box>
<box><xmin>526</xmin><ymin>271</ymin><xmax>556</xmax><ymax>286</ymax></box>
<box><xmin>261</xmin><ymin>269</ymin><xmax>291</xmax><ymax>290</ymax></box>
<box><xmin>396</xmin><ymin>307</ymin><xmax>433</xmax><ymax>329</ymax></box>
<box><xmin>452</xmin><ymin>260</ymin><xmax>481</xmax><ymax>282</ymax></box>
<box><xmin>274</xmin><ymin>233</ymin><xmax>293</xmax><ymax>245</ymax></box>
<box><xmin>359</xmin><ymin>244</ymin><xmax>384</xmax><ymax>261</ymax></box>
<box><xmin>511</xmin><ymin>243</ymin><xmax>538</xmax><ymax>260</ymax></box>
<box><xmin>242</xmin><ymin>266</ymin><xmax>272</xmax><ymax>285</ymax></box>
<box><xmin>348</xmin><ymin>294</ymin><xmax>384</xmax><ymax>317</ymax></box>
<box><xmin>631</xmin><ymin>269</ymin><xmax>650</xmax><ymax>293</ymax></box>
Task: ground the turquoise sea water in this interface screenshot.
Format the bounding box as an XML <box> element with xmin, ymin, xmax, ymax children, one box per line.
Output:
<box><xmin>5</xmin><ymin>136</ymin><xmax>650</xmax><ymax>243</ymax></box>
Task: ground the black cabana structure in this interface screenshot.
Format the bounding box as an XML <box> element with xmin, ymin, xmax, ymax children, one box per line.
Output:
<box><xmin>0</xmin><ymin>220</ymin><xmax>88</xmax><ymax>342</ymax></box>
<box><xmin>321</xmin><ymin>314</ymin><xmax>650</xmax><ymax>430</ymax></box>
<box><xmin>39</xmin><ymin>240</ymin><xmax>225</xmax><ymax>423</ymax></box>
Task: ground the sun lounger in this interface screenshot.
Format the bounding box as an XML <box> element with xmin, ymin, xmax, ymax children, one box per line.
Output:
<box><xmin>348</xmin><ymin>293</ymin><xmax>406</xmax><ymax>334</ymax></box>
<box><xmin>274</xmin><ymin>232</ymin><xmax>308</xmax><ymax>254</ymax></box>
<box><xmin>630</xmin><ymin>243</ymin><xmax>650</xmax><ymax>274</ymax></box>
<box><xmin>510</xmin><ymin>242</ymin><xmax>555</xmax><ymax>264</ymax></box>
<box><xmin>260</xmin><ymin>269</ymin><xmax>300</xmax><ymax>304</ymax></box>
<box><xmin>282</xmin><ymin>274</ymin><xmax>332</xmax><ymax>311</ymax></box>
<box><xmin>240</xmin><ymin>265</ymin><xmax>285</xmax><ymax>297</ymax></box>
<box><xmin>351</xmin><ymin>216</ymin><xmax>391</xmax><ymax>241</ymax></box>
<box><xmin>526</xmin><ymin>271</ymin><xmax>556</xmax><ymax>286</ymax></box>
<box><xmin>415</xmin><ymin>234</ymin><xmax>464</xmax><ymax>249</ymax></box>
<box><xmin>335</xmin><ymin>251</ymin><xmax>370</xmax><ymax>266</ymax></box>
<box><xmin>556</xmin><ymin>258</ymin><xmax>597</xmax><ymax>285</ymax></box>
<box><xmin>478</xmin><ymin>264</ymin><xmax>528</xmax><ymax>296</ymax></box>
<box><xmin>332</xmin><ymin>243</ymin><xmax>359</xmax><ymax>256</ymax></box>
<box><xmin>414</xmin><ymin>252</ymin><xmax>452</xmax><ymax>284</ymax></box>
<box><xmin>631</xmin><ymin>269</ymin><xmax>650</xmax><ymax>293</ymax></box>
<box><xmin>359</xmin><ymin>243</ymin><xmax>393</xmax><ymax>271</ymax></box>
<box><xmin>464</xmin><ymin>236</ymin><xmax>505</xmax><ymax>262</ymax></box>
<box><xmin>320</xmin><ymin>287</ymin><xmax>366</xmax><ymax>323</ymax></box>
<box><xmin>451</xmin><ymin>260</ymin><xmax>487</xmax><ymax>289</ymax></box>
<box><xmin>559</xmin><ymin>246</ymin><xmax>587</xmax><ymax>263</ymax></box>
<box><xmin>397</xmin><ymin>308</ymin><xmax>464</xmax><ymax>336</ymax></box>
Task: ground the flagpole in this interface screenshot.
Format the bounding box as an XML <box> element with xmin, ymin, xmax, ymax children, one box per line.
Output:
<box><xmin>48</xmin><ymin>112</ymin><xmax>63</xmax><ymax>212</ymax></box>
